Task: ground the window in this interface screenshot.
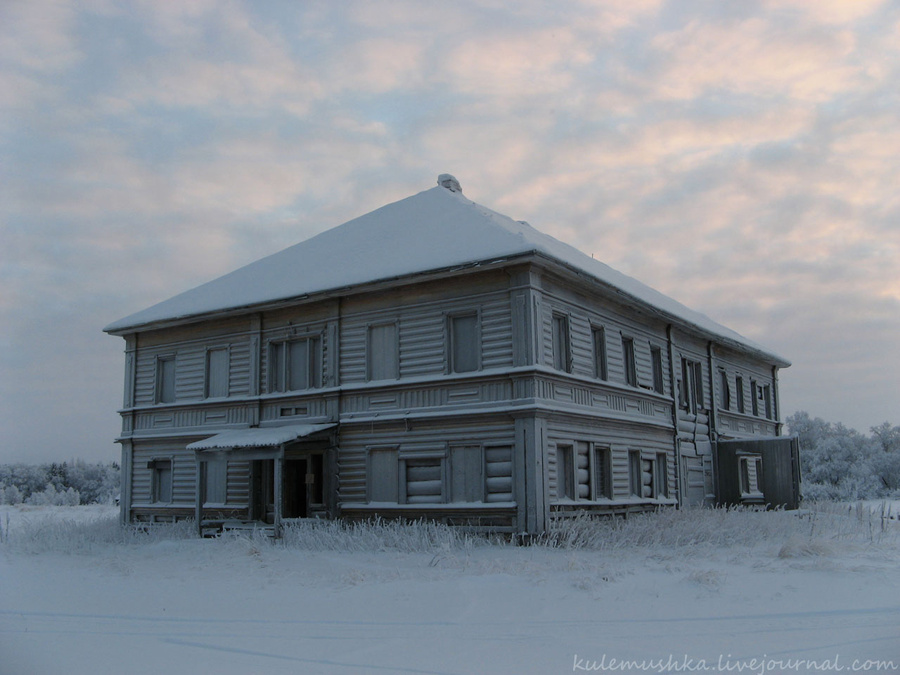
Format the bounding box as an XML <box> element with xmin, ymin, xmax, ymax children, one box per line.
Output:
<box><xmin>270</xmin><ymin>337</ymin><xmax>322</xmax><ymax>392</ymax></box>
<box><xmin>556</xmin><ymin>445</ymin><xmax>575</xmax><ymax>499</ymax></box>
<box><xmin>719</xmin><ymin>369</ymin><xmax>731</xmax><ymax>411</ymax></box>
<box><xmin>592</xmin><ymin>326</ymin><xmax>608</xmax><ymax>380</ymax></box>
<box><xmin>155</xmin><ymin>355</ymin><xmax>176</xmax><ymax>404</ymax></box>
<box><xmin>751</xmin><ymin>379</ymin><xmax>759</xmax><ymax>416</ymax></box>
<box><xmin>736</xmin><ymin>376</ymin><xmax>746</xmax><ymax>414</ymax></box>
<box><xmin>367</xmin><ymin>323</ymin><xmax>399</xmax><ymax>381</ymax></box>
<box><xmin>763</xmin><ymin>384</ymin><xmax>773</xmax><ymax>420</ymax></box>
<box><xmin>680</xmin><ymin>358</ymin><xmax>703</xmax><ymax>412</ymax></box>
<box><xmin>739</xmin><ymin>456</ymin><xmax>763</xmax><ymax>495</ymax></box>
<box><xmin>655</xmin><ymin>453</ymin><xmax>668</xmax><ymax>498</ymax></box>
<box><xmin>592</xmin><ymin>446</ymin><xmax>612</xmax><ymax>499</ymax></box>
<box><xmin>205</xmin><ymin>458</ymin><xmax>227</xmax><ymax>504</ymax></box>
<box><xmin>450</xmin><ymin>445</ymin><xmax>483</xmax><ymax>502</ymax></box>
<box><xmin>149</xmin><ymin>459</ymin><xmax>172</xmax><ymax>503</ymax></box>
<box><xmin>552</xmin><ymin>314</ymin><xmax>571</xmax><ymax>372</ymax></box>
<box><xmin>628</xmin><ymin>450</ymin><xmax>643</xmax><ymax>498</ymax></box>
<box><xmin>205</xmin><ymin>348</ymin><xmax>229</xmax><ymax>398</ymax></box>
<box><xmin>650</xmin><ymin>346</ymin><xmax>664</xmax><ymax>394</ymax></box>
<box><xmin>622</xmin><ymin>337</ymin><xmax>637</xmax><ymax>386</ymax></box>
<box><xmin>449</xmin><ymin>313</ymin><xmax>479</xmax><ymax>373</ymax></box>
<box><xmin>368</xmin><ymin>447</ymin><xmax>399</xmax><ymax>502</ymax></box>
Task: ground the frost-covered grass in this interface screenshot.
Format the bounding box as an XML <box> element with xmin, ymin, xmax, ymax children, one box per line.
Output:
<box><xmin>2</xmin><ymin>501</ymin><xmax>896</xmax><ymax>557</ymax></box>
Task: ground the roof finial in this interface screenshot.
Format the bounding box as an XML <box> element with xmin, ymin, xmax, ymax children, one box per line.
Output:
<box><xmin>437</xmin><ymin>173</ymin><xmax>462</xmax><ymax>193</ymax></box>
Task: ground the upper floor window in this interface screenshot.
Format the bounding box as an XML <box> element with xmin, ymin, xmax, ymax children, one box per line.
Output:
<box><xmin>552</xmin><ymin>314</ymin><xmax>571</xmax><ymax>373</ymax></box>
<box><xmin>155</xmin><ymin>355</ymin><xmax>176</xmax><ymax>404</ymax></box>
<box><xmin>680</xmin><ymin>358</ymin><xmax>703</xmax><ymax>412</ymax></box>
<box><xmin>719</xmin><ymin>369</ymin><xmax>731</xmax><ymax>411</ymax></box>
<box><xmin>449</xmin><ymin>313</ymin><xmax>479</xmax><ymax>373</ymax></box>
<box><xmin>736</xmin><ymin>375</ymin><xmax>746</xmax><ymax>414</ymax></box>
<box><xmin>367</xmin><ymin>323</ymin><xmax>399</xmax><ymax>381</ymax></box>
<box><xmin>592</xmin><ymin>326</ymin><xmax>608</xmax><ymax>380</ymax></box>
<box><xmin>763</xmin><ymin>384</ymin><xmax>773</xmax><ymax>419</ymax></box>
<box><xmin>650</xmin><ymin>346</ymin><xmax>664</xmax><ymax>394</ymax></box>
<box><xmin>270</xmin><ymin>337</ymin><xmax>322</xmax><ymax>392</ymax></box>
<box><xmin>622</xmin><ymin>337</ymin><xmax>637</xmax><ymax>387</ymax></box>
<box><xmin>751</xmin><ymin>379</ymin><xmax>759</xmax><ymax>416</ymax></box>
<box><xmin>205</xmin><ymin>348</ymin><xmax>229</xmax><ymax>398</ymax></box>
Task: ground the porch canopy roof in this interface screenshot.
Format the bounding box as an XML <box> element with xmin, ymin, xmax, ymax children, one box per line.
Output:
<box><xmin>187</xmin><ymin>423</ymin><xmax>336</xmax><ymax>456</ymax></box>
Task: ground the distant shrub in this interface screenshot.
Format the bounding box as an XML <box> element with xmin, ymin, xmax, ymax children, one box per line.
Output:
<box><xmin>0</xmin><ymin>461</ymin><xmax>119</xmax><ymax>505</ymax></box>
<box><xmin>26</xmin><ymin>483</ymin><xmax>81</xmax><ymax>506</ymax></box>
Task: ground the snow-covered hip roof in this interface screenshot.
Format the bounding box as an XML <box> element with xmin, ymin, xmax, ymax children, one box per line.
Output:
<box><xmin>104</xmin><ymin>176</ymin><xmax>789</xmax><ymax>366</ymax></box>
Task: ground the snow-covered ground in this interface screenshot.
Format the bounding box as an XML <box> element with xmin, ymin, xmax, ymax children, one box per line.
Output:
<box><xmin>1</xmin><ymin>504</ymin><xmax>898</xmax><ymax>675</ymax></box>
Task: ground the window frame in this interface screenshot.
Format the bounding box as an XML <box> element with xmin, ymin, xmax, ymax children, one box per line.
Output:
<box><xmin>590</xmin><ymin>445</ymin><xmax>612</xmax><ymax>500</ymax></box>
<box><xmin>366</xmin><ymin>446</ymin><xmax>400</xmax><ymax>503</ymax></box>
<box><xmin>551</xmin><ymin>313</ymin><xmax>572</xmax><ymax>373</ymax></box>
<box><xmin>650</xmin><ymin>345</ymin><xmax>664</xmax><ymax>394</ymax></box>
<box><xmin>628</xmin><ymin>449</ymin><xmax>643</xmax><ymax>498</ymax></box>
<box><xmin>367</xmin><ymin>321</ymin><xmax>400</xmax><ymax>382</ymax></box>
<box><xmin>204</xmin><ymin>347</ymin><xmax>230</xmax><ymax>399</ymax></box>
<box><xmin>447</xmin><ymin>311</ymin><xmax>481</xmax><ymax>374</ymax></box>
<box><xmin>268</xmin><ymin>335</ymin><xmax>323</xmax><ymax>393</ymax></box>
<box><xmin>154</xmin><ymin>354</ymin><xmax>176</xmax><ymax>405</ymax></box>
<box><xmin>622</xmin><ymin>336</ymin><xmax>637</xmax><ymax>387</ymax></box>
<box><xmin>555</xmin><ymin>444</ymin><xmax>575</xmax><ymax>500</ymax></box>
<box><xmin>148</xmin><ymin>457</ymin><xmax>173</xmax><ymax>504</ymax></box>
<box><xmin>736</xmin><ymin>375</ymin><xmax>746</xmax><ymax>414</ymax></box>
<box><xmin>592</xmin><ymin>325</ymin><xmax>608</xmax><ymax>380</ymax></box>
<box><xmin>719</xmin><ymin>369</ymin><xmax>731</xmax><ymax>411</ymax></box>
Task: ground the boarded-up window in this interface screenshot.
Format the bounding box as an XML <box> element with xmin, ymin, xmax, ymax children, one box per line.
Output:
<box><xmin>651</xmin><ymin>346</ymin><xmax>664</xmax><ymax>394</ymax></box>
<box><xmin>205</xmin><ymin>458</ymin><xmax>227</xmax><ymax>504</ymax></box>
<box><xmin>404</xmin><ymin>457</ymin><xmax>443</xmax><ymax>504</ymax></box>
<box><xmin>205</xmin><ymin>348</ymin><xmax>229</xmax><ymax>398</ymax></box>
<box><xmin>592</xmin><ymin>326</ymin><xmax>607</xmax><ymax>380</ymax></box>
<box><xmin>575</xmin><ymin>442</ymin><xmax>590</xmax><ymax>499</ymax></box>
<box><xmin>484</xmin><ymin>446</ymin><xmax>513</xmax><ymax>502</ymax></box>
<box><xmin>368</xmin><ymin>448</ymin><xmax>399</xmax><ymax>502</ymax></box>
<box><xmin>270</xmin><ymin>338</ymin><xmax>321</xmax><ymax>392</ymax></box>
<box><xmin>368</xmin><ymin>323</ymin><xmax>398</xmax><ymax>381</ymax></box>
<box><xmin>150</xmin><ymin>459</ymin><xmax>172</xmax><ymax>503</ymax></box>
<box><xmin>552</xmin><ymin>314</ymin><xmax>571</xmax><ymax>372</ymax></box>
<box><xmin>592</xmin><ymin>446</ymin><xmax>611</xmax><ymax>499</ymax></box>
<box><xmin>450</xmin><ymin>445</ymin><xmax>483</xmax><ymax>502</ymax></box>
<box><xmin>556</xmin><ymin>445</ymin><xmax>574</xmax><ymax>499</ymax></box>
<box><xmin>156</xmin><ymin>356</ymin><xmax>176</xmax><ymax>404</ymax></box>
<box><xmin>622</xmin><ymin>337</ymin><xmax>637</xmax><ymax>386</ymax></box>
<box><xmin>450</xmin><ymin>314</ymin><xmax>479</xmax><ymax>373</ymax></box>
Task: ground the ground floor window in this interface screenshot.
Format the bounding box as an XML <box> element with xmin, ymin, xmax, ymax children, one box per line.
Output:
<box><xmin>149</xmin><ymin>459</ymin><xmax>173</xmax><ymax>503</ymax></box>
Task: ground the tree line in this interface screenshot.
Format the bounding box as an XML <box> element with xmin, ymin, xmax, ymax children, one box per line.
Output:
<box><xmin>0</xmin><ymin>460</ymin><xmax>120</xmax><ymax>506</ymax></box>
<box><xmin>787</xmin><ymin>411</ymin><xmax>900</xmax><ymax>500</ymax></box>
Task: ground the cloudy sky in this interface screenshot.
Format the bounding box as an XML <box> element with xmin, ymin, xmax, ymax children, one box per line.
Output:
<box><xmin>2</xmin><ymin>0</ymin><xmax>898</xmax><ymax>464</ymax></box>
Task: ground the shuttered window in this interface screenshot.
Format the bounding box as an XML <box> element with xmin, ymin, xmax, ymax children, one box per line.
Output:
<box><xmin>368</xmin><ymin>448</ymin><xmax>399</xmax><ymax>502</ymax></box>
<box><xmin>552</xmin><ymin>314</ymin><xmax>571</xmax><ymax>372</ymax></box>
<box><xmin>592</xmin><ymin>446</ymin><xmax>612</xmax><ymax>499</ymax></box>
<box><xmin>450</xmin><ymin>314</ymin><xmax>479</xmax><ymax>373</ymax></box>
<box><xmin>556</xmin><ymin>445</ymin><xmax>575</xmax><ymax>499</ymax></box>
<box><xmin>592</xmin><ymin>326</ymin><xmax>607</xmax><ymax>380</ymax></box>
<box><xmin>367</xmin><ymin>323</ymin><xmax>399</xmax><ymax>381</ymax></box>
<box><xmin>651</xmin><ymin>346</ymin><xmax>664</xmax><ymax>394</ymax></box>
<box><xmin>269</xmin><ymin>337</ymin><xmax>321</xmax><ymax>392</ymax></box>
<box><xmin>156</xmin><ymin>356</ymin><xmax>176</xmax><ymax>404</ymax></box>
<box><xmin>450</xmin><ymin>445</ymin><xmax>483</xmax><ymax>502</ymax></box>
<box><xmin>205</xmin><ymin>348</ymin><xmax>229</xmax><ymax>398</ymax></box>
<box><xmin>622</xmin><ymin>337</ymin><xmax>637</xmax><ymax>386</ymax></box>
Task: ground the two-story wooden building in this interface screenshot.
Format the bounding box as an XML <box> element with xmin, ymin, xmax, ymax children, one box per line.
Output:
<box><xmin>104</xmin><ymin>174</ymin><xmax>796</xmax><ymax>536</ymax></box>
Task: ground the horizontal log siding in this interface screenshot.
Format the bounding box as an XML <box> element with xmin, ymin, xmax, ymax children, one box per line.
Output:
<box><xmin>546</xmin><ymin>419</ymin><xmax>673</xmax><ymax>503</ymax></box>
<box><xmin>131</xmin><ymin>440</ymin><xmax>196</xmax><ymax>506</ymax></box>
<box><xmin>133</xmin><ymin>335</ymin><xmax>252</xmax><ymax>406</ymax></box>
<box><xmin>226</xmin><ymin>461</ymin><xmax>250</xmax><ymax>505</ymax></box>
<box><xmin>537</xmin><ymin>283</ymin><xmax>670</xmax><ymax>396</ymax></box>
<box><xmin>338</xmin><ymin>419</ymin><xmax>515</xmax><ymax>504</ymax></box>
<box><xmin>339</xmin><ymin>292</ymin><xmax>513</xmax><ymax>384</ymax></box>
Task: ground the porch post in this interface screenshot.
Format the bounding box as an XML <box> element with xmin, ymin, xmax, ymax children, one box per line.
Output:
<box><xmin>194</xmin><ymin>453</ymin><xmax>205</xmax><ymax>536</ymax></box>
<box><xmin>273</xmin><ymin>446</ymin><xmax>284</xmax><ymax>538</ymax></box>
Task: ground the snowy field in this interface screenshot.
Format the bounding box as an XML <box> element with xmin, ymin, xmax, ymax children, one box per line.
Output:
<box><xmin>1</xmin><ymin>504</ymin><xmax>898</xmax><ymax>675</ymax></box>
